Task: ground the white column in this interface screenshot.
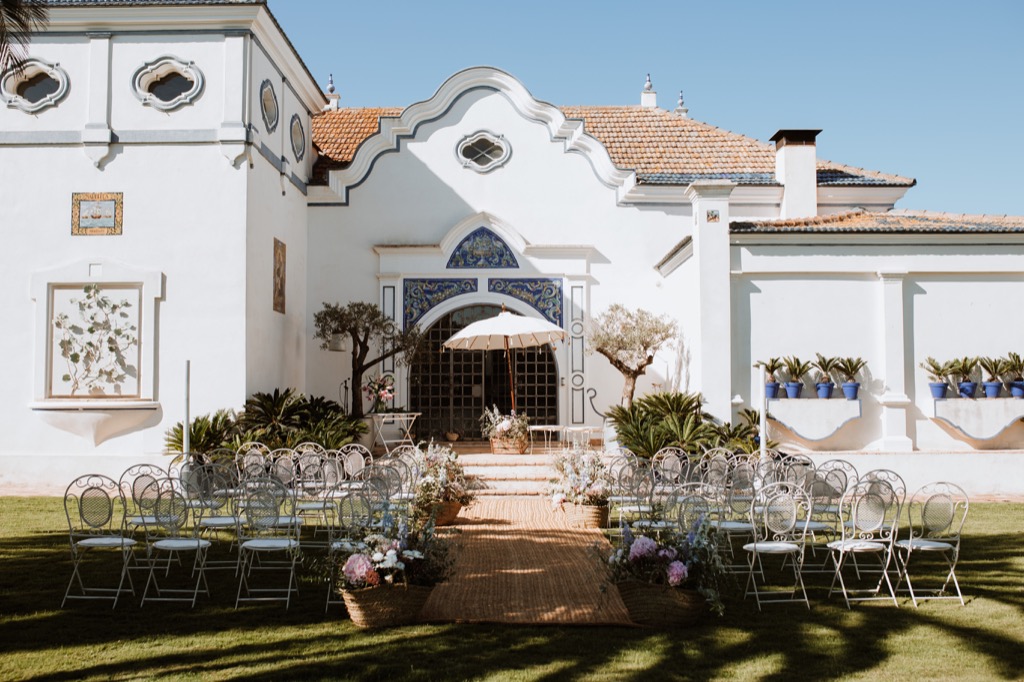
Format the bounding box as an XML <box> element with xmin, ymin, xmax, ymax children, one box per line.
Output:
<box><xmin>876</xmin><ymin>271</ymin><xmax>914</xmax><ymax>451</ymax></box>
<box><xmin>219</xmin><ymin>33</ymin><xmax>249</xmax><ymax>165</ymax></box>
<box><xmin>82</xmin><ymin>33</ymin><xmax>112</xmax><ymax>167</ymax></box>
<box><xmin>685</xmin><ymin>180</ymin><xmax>736</xmax><ymax>422</ymax></box>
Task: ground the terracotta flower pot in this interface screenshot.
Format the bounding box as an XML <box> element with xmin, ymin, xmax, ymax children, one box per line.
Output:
<box><xmin>433</xmin><ymin>501</ymin><xmax>463</xmax><ymax>526</ymax></box>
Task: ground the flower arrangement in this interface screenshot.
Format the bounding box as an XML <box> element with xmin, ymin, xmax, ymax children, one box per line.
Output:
<box><xmin>334</xmin><ymin>518</ymin><xmax>454</xmax><ymax>591</ymax></box>
<box><xmin>413</xmin><ymin>442</ymin><xmax>475</xmax><ymax>511</ymax></box>
<box><xmin>550</xmin><ymin>449</ymin><xmax>610</xmax><ymax>508</ymax></box>
<box><xmin>363</xmin><ymin>374</ymin><xmax>395</xmax><ymax>413</ymax></box>
<box><xmin>479</xmin><ymin>405</ymin><xmax>530</xmax><ymax>441</ymax></box>
<box><xmin>606</xmin><ymin>518</ymin><xmax>728</xmax><ymax>615</ymax></box>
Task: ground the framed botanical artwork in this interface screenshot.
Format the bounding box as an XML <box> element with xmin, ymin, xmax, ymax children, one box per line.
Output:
<box><xmin>49</xmin><ymin>283</ymin><xmax>141</xmax><ymax>398</ymax></box>
<box><xmin>71</xmin><ymin>192</ymin><xmax>123</xmax><ymax>235</ymax></box>
<box><xmin>273</xmin><ymin>238</ymin><xmax>286</xmax><ymax>314</ymax></box>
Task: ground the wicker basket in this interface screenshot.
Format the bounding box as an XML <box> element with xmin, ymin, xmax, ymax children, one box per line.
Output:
<box><xmin>341</xmin><ymin>584</ymin><xmax>434</xmax><ymax>629</ymax></box>
<box><xmin>615</xmin><ymin>582</ymin><xmax>705</xmax><ymax>628</ymax></box>
<box><xmin>571</xmin><ymin>504</ymin><xmax>609</xmax><ymax>529</ymax></box>
<box><xmin>433</xmin><ymin>501</ymin><xmax>463</xmax><ymax>526</ymax></box>
<box><xmin>490</xmin><ymin>437</ymin><xmax>528</xmax><ymax>454</ymax></box>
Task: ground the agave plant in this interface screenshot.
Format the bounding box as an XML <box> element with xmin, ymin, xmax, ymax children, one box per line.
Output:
<box><xmin>812</xmin><ymin>354</ymin><xmax>841</xmax><ymax>384</ymax></box>
<box><xmin>979</xmin><ymin>356</ymin><xmax>1006</xmax><ymax>383</ymax></box>
<box><xmin>919</xmin><ymin>357</ymin><xmax>952</xmax><ymax>383</ymax></box>
<box><xmin>753</xmin><ymin>357</ymin><xmax>784</xmax><ymax>384</ymax></box>
<box><xmin>1004</xmin><ymin>353</ymin><xmax>1024</xmax><ymax>382</ymax></box>
<box><xmin>782</xmin><ymin>356</ymin><xmax>813</xmax><ymax>384</ymax></box>
<box><xmin>948</xmin><ymin>356</ymin><xmax>978</xmax><ymax>385</ymax></box>
<box><xmin>835</xmin><ymin>357</ymin><xmax>868</xmax><ymax>384</ymax></box>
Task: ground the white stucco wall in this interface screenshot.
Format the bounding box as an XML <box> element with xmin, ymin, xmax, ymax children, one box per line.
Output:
<box><xmin>307</xmin><ymin>87</ymin><xmax>692</xmax><ymax>429</ymax></box>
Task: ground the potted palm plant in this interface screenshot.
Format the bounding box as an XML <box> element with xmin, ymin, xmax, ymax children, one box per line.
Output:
<box><xmin>835</xmin><ymin>357</ymin><xmax>867</xmax><ymax>400</ymax></box>
<box><xmin>812</xmin><ymin>354</ymin><xmax>841</xmax><ymax>399</ymax></box>
<box><xmin>782</xmin><ymin>356</ymin><xmax>812</xmax><ymax>399</ymax></box>
<box><xmin>979</xmin><ymin>356</ymin><xmax>1006</xmax><ymax>399</ymax></box>
<box><xmin>753</xmin><ymin>357</ymin><xmax>784</xmax><ymax>399</ymax></box>
<box><xmin>949</xmin><ymin>356</ymin><xmax>978</xmax><ymax>398</ymax></box>
<box><xmin>1003</xmin><ymin>352</ymin><xmax>1024</xmax><ymax>398</ymax></box>
<box><xmin>920</xmin><ymin>357</ymin><xmax>952</xmax><ymax>399</ymax></box>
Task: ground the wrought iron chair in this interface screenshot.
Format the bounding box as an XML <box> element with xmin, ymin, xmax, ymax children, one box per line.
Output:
<box><xmin>743</xmin><ymin>482</ymin><xmax>812</xmax><ymax>610</ymax></box>
<box><xmin>62</xmin><ymin>474</ymin><xmax>137</xmax><ymax>608</ymax></box>
<box><xmin>323</xmin><ymin>489</ymin><xmax>374</xmax><ymax>612</ymax></box>
<box><xmin>139</xmin><ymin>478</ymin><xmax>211</xmax><ymax>607</ymax></box>
<box><xmin>827</xmin><ymin>479</ymin><xmax>901</xmax><ymax>608</ymax></box>
<box><xmin>235</xmin><ymin>477</ymin><xmax>301</xmax><ymax>608</ymax></box>
<box><xmin>895</xmin><ymin>482</ymin><xmax>969</xmax><ymax>606</ymax></box>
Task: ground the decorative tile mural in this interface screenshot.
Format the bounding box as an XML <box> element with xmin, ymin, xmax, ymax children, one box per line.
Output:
<box><xmin>446</xmin><ymin>227</ymin><xmax>519</xmax><ymax>269</ymax></box>
<box><xmin>404</xmin><ymin>278</ymin><xmax>478</xmax><ymax>328</ymax></box>
<box><xmin>488</xmin><ymin>278</ymin><xmax>563</xmax><ymax>326</ymax></box>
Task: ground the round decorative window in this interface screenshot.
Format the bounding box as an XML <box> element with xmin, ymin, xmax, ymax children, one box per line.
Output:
<box><xmin>131</xmin><ymin>56</ymin><xmax>204</xmax><ymax>111</ymax></box>
<box><xmin>456</xmin><ymin>131</ymin><xmax>510</xmax><ymax>173</ymax></box>
<box><xmin>290</xmin><ymin>113</ymin><xmax>305</xmax><ymax>162</ymax></box>
<box><xmin>0</xmin><ymin>58</ymin><xmax>69</xmax><ymax>113</ymax></box>
<box><xmin>260</xmin><ymin>80</ymin><xmax>279</xmax><ymax>133</ymax></box>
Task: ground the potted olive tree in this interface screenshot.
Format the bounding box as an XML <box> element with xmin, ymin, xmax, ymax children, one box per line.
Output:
<box><xmin>753</xmin><ymin>357</ymin><xmax>784</xmax><ymax>399</ymax></box>
<box><xmin>782</xmin><ymin>356</ymin><xmax>812</xmax><ymax>399</ymax></box>
<box><xmin>835</xmin><ymin>357</ymin><xmax>867</xmax><ymax>400</ymax></box>
<box><xmin>920</xmin><ymin>357</ymin><xmax>952</xmax><ymax>399</ymax></box>
<box><xmin>812</xmin><ymin>354</ymin><xmax>841</xmax><ymax>399</ymax></box>
<box><xmin>979</xmin><ymin>356</ymin><xmax>1006</xmax><ymax>399</ymax></box>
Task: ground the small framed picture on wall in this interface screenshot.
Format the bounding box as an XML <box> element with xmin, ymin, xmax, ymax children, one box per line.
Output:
<box><xmin>71</xmin><ymin>192</ymin><xmax>123</xmax><ymax>235</ymax></box>
<box><xmin>273</xmin><ymin>238</ymin><xmax>286</xmax><ymax>313</ymax></box>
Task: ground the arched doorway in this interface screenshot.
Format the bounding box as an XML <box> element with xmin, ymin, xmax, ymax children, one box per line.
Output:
<box><xmin>409</xmin><ymin>304</ymin><xmax>559</xmax><ymax>439</ymax></box>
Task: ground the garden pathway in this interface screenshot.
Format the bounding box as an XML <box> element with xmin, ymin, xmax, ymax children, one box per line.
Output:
<box><xmin>420</xmin><ymin>497</ymin><xmax>633</xmax><ymax>625</ymax></box>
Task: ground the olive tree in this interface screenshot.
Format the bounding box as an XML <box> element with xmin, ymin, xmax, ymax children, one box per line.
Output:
<box><xmin>587</xmin><ymin>304</ymin><xmax>678</xmax><ymax>408</ymax></box>
<box><xmin>313</xmin><ymin>301</ymin><xmax>424</xmax><ymax>418</ymax></box>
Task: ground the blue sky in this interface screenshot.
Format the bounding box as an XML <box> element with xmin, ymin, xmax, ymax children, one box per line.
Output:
<box><xmin>269</xmin><ymin>0</ymin><xmax>1024</xmax><ymax>216</ymax></box>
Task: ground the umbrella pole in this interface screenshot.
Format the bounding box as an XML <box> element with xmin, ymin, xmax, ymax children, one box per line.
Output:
<box><xmin>505</xmin><ymin>336</ymin><xmax>516</xmax><ymax>413</ymax></box>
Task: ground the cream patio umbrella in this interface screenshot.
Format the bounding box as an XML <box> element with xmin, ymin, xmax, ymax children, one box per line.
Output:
<box><xmin>443</xmin><ymin>307</ymin><xmax>566</xmax><ymax>413</ymax></box>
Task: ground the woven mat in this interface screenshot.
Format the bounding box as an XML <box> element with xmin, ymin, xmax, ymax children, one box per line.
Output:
<box><xmin>420</xmin><ymin>497</ymin><xmax>632</xmax><ymax>625</ymax></box>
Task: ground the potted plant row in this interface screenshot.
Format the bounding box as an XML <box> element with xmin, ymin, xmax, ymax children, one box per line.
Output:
<box><xmin>754</xmin><ymin>354</ymin><xmax>867</xmax><ymax>400</ymax></box>
<box><xmin>920</xmin><ymin>354</ymin><xmax>1024</xmax><ymax>399</ymax></box>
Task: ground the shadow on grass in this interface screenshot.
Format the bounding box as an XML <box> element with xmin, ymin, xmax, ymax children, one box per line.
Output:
<box><xmin>0</xmin><ymin>504</ymin><xmax>1022</xmax><ymax>681</ymax></box>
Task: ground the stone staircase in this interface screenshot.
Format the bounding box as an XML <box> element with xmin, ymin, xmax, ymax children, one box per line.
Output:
<box><xmin>453</xmin><ymin>442</ymin><xmax>556</xmax><ymax>496</ymax></box>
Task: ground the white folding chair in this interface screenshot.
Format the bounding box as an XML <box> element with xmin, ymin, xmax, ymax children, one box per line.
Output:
<box><xmin>235</xmin><ymin>478</ymin><xmax>301</xmax><ymax>608</ymax></box>
<box><xmin>828</xmin><ymin>480</ymin><xmax>901</xmax><ymax>608</ymax></box>
<box><xmin>743</xmin><ymin>482</ymin><xmax>812</xmax><ymax>610</ymax></box>
<box><xmin>139</xmin><ymin>478</ymin><xmax>211</xmax><ymax>607</ymax></box>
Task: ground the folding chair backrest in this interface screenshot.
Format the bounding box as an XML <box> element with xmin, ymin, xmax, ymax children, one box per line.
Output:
<box><xmin>65</xmin><ymin>474</ymin><xmax>125</xmax><ymax>537</ymax></box>
<box><xmin>909</xmin><ymin>481</ymin><xmax>968</xmax><ymax>541</ymax></box>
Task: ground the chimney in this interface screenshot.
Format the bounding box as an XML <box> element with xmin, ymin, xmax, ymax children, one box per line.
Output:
<box><xmin>323</xmin><ymin>73</ymin><xmax>340</xmax><ymax>111</ymax></box>
<box><xmin>770</xmin><ymin>129</ymin><xmax>821</xmax><ymax>219</ymax></box>
<box><xmin>641</xmin><ymin>74</ymin><xmax>657</xmax><ymax>108</ymax></box>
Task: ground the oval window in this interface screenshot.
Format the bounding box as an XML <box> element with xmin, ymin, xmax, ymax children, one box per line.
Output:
<box><xmin>148</xmin><ymin>72</ymin><xmax>193</xmax><ymax>103</ymax></box>
<box><xmin>17</xmin><ymin>72</ymin><xmax>60</xmax><ymax>104</ymax></box>
<box><xmin>261</xmin><ymin>80</ymin><xmax>279</xmax><ymax>133</ymax></box>
<box><xmin>456</xmin><ymin>131</ymin><xmax>510</xmax><ymax>173</ymax></box>
<box><xmin>290</xmin><ymin>114</ymin><xmax>305</xmax><ymax>162</ymax></box>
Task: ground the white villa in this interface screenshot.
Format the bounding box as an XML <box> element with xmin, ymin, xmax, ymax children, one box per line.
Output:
<box><xmin>4</xmin><ymin>0</ymin><xmax>1024</xmax><ymax>495</ymax></box>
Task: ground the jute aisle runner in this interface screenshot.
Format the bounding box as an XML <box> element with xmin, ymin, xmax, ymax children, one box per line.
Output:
<box><xmin>420</xmin><ymin>497</ymin><xmax>632</xmax><ymax>625</ymax></box>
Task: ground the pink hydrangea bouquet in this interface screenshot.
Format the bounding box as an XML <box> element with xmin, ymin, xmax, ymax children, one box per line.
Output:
<box><xmin>363</xmin><ymin>374</ymin><xmax>395</xmax><ymax>413</ymax></box>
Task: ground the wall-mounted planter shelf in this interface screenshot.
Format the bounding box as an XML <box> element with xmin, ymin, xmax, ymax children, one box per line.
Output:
<box><xmin>30</xmin><ymin>400</ymin><xmax>160</xmax><ymax>445</ymax></box>
<box><xmin>767</xmin><ymin>398</ymin><xmax>861</xmax><ymax>441</ymax></box>
<box><xmin>932</xmin><ymin>398</ymin><xmax>1024</xmax><ymax>440</ymax></box>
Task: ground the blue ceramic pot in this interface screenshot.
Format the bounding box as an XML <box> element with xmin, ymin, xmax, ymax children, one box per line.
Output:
<box><xmin>816</xmin><ymin>382</ymin><xmax>834</xmax><ymax>399</ymax></box>
<box><xmin>1011</xmin><ymin>381</ymin><xmax>1024</xmax><ymax>398</ymax></box>
<box><xmin>765</xmin><ymin>382</ymin><xmax>780</xmax><ymax>399</ymax></box>
<box><xmin>928</xmin><ymin>382</ymin><xmax>948</xmax><ymax>399</ymax></box>
<box><xmin>784</xmin><ymin>382</ymin><xmax>803</xmax><ymax>399</ymax></box>
<box><xmin>958</xmin><ymin>381</ymin><xmax>977</xmax><ymax>399</ymax></box>
<box><xmin>982</xmin><ymin>381</ymin><xmax>1002</xmax><ymax>399</ymax></box>
<box><xmin>842</xmin><ymin>382</ymin><xmax>860</xmax><ymax>400</ymax></box>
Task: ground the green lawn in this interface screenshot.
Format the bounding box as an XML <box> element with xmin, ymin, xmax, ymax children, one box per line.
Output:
<box><xmin>1</xmin><ymin>497</ymin><xmax>1022</xmax><ymax>681</ymax></box>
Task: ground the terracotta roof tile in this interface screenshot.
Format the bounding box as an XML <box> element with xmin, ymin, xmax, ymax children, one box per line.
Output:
<box><xmin>730</xmin><ymin>209</ymin><xmax>1024</xmax><ymax>234</ymax></box>
<box><xmin>310</xmin><ymin>105</ymin><xmax>915</xmax><ymax>188</ymax></box>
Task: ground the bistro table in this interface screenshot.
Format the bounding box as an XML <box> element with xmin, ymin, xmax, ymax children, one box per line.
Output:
<box><xmin>370</xmin><ymin>412</ymin><xmax>421</xmax><ymax>454</ymax></box>
<box><xmin>528</xmin><ymin>424</ymin><xmax>562</xmax><ymax>453</ymax></box>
